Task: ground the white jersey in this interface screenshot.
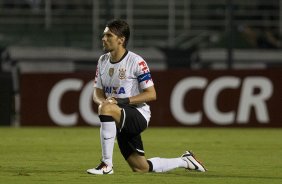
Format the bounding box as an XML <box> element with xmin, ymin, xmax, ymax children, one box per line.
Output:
<box><xmin>94</xmin><ymin>50</ymin><xmax>154</xmax><ymax>123</ymax></box>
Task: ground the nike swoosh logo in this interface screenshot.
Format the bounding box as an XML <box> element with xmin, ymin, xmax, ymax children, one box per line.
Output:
<box><xmin>102</xmin><ymin>169</ymin><xmax>113</xmax><ymax>174</ymax></box>
<box><xmin>104</xmin><ymin>137</ymin><xmax>114</xmax><ymax>140</ymax></box>
<box><xmin>187</xmin><ymin>158</ymin><xmax>199</xmax><ymax>170</ymax></box>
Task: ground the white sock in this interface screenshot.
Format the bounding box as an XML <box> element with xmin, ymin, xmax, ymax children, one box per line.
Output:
<box><xmin>100</xmin><ymin>121</ymin><xmax>116</xmax><ymax>167</ymax></box>
<box><xmin>148</xmin><ymin>157</ymin><xmax>187</xmax><ymax>173</ymax></box>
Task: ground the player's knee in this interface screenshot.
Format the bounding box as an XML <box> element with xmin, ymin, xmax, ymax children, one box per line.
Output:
<box><xmin>98</xmin><ymin>103</ymin><xmax>116</xmax><ymax>115</ymax></box>
<box><xmin>131</xmin><ymin>166</ymin><xmax>149</xmax><ymax>173</ymax></box>
<box><xmin>130</xmin><ymin>162</ymin><xmax>150</xmax><ymax>173</ymax></box>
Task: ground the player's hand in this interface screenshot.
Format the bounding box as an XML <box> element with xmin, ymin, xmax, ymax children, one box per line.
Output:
<box><xmin>105</xmin><ymin>97</ymin><xmax>117</xmax><ymax>104</ymax></box>
<box><xmin>114</xmin><ymin>98</ymin><xmax>130</xmax><ymax>105</ymax></box>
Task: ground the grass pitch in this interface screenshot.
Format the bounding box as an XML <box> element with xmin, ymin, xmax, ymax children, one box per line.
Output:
<box><xmin>0</xmin><ymin>127</ymin><xmax>282</xmax><ymax>184</ymax></box>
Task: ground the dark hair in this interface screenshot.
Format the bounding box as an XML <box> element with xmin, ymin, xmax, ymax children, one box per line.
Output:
<box><xmin>106</xmin><ymin>19</ymin><xmax>130</xmax><ymax>48</ymax></box>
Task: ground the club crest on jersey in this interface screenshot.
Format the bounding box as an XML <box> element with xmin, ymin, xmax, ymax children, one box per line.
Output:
<box><xmin>109</xmin><ymin>68</ymin><xmax>114</xmax><ymax>77</ymax></box>
<box><xmin>119</xmin><ymin>68</ymin><xmax>126</xmax><ymax>79</ymax></box>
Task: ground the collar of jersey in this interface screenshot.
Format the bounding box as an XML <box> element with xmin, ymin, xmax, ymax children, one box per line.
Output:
<box><xmin>110</xmin><ymin>50</ymin><xmax>128</xmax><ymax>64</ymax></box>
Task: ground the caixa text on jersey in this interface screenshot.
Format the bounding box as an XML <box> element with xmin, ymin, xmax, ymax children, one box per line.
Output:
<box><xmin>104</xmin><ymin>86</ymin><xmax>126</xmax><ymax>95</ymax></box>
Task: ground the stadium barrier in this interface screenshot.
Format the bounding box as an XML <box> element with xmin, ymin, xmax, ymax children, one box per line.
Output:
<box><xmin>20</xmin><ymin>69</ymin><xmax>282</xmax><ymax>127</ymax></box>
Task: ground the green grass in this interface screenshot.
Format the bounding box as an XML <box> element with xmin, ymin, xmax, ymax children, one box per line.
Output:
<box><xmin>0</xmin><ymin>127</ymin><xmax>282</xmax><ymax>184</ymax></box>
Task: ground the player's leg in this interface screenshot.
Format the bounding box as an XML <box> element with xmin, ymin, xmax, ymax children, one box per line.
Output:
<box><xmin>126</xmin><ymin>153</ymin><xmax>150</xmax><ymax>172</ymax></box>
<box><xmin>117</xmin><ymin>106</ymin><xmax>207</xmax><ymax>173</ymax></box>
<box><xmin>124</xmin><ymin>139</ymin><xmax>204</xmax><ymax>173</ymax></box>
<box><xmin>87</xmin><ymin>103</ymin><xmax>122</xmax><ymax>175</ymax></box>
<box><xmin>124</xmin><ymin>140</ymin><xmax>207</xmax><ymax>173</ymax></box>
<box><xmin>98</xmin><ymin>102</ymin><xmax>124</xmax><ymax>166</ymax></box>
<box><xmin>116</xmin><ymin>106</ymin><xmax>149</xmax><ymax>172</ymax></box>
<box><xmin>147</xmin><ymin>151</ymin><xmax>207</xmax><ymax>172</ymax></box>
<box><xmin>126</xmin><ymin>153</ymin><xmax>187</xmax><ymax>173</ymax></box>
<box><xmin>116</xmin><ymin>106</ymin><xmax>184</xmax><ymax>173</ymax></box>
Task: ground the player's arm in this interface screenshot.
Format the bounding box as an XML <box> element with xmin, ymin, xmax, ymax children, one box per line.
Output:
<box><xmin>111</xmin><ymin>85</ymin><xmax>156</xmax><ymax>106</ymax></box>
<box><xmin>93</xmin><ymin>59</ymin><xmax>111</xmax><ymax>106</ymax></box>
<box><xmin>128</xmin><ymin>85</ymin><xmax>156</xmax><ymax>104</ymax></box>
<box><xmin>93</xmin><ymin>87</ymin><xmax>106</xmax><ymax>105</ymax></box>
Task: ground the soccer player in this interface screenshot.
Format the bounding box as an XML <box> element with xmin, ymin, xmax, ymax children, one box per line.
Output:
<box><xmin>87</xmin><ymin>19</ymin><xmax>206</xmax><ymax>175</ymax></box>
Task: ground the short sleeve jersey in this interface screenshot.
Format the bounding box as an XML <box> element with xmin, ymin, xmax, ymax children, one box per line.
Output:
<box><xmin>94</xmin><ymin>50</ymin><xmax>154</xmax><ymax>123</ymax></box>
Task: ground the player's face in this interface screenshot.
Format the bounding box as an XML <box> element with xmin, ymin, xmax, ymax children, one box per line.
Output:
<box><xmin>102</xmin><ymin>27</ymin><xmax>124</xmax><ymax>52</ymax></box>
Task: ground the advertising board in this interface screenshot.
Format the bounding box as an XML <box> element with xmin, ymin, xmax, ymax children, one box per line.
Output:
<box><xmin>20</xmin><ymin>70</ymin><xmax>282</xmax><ymax>127</ymax></box>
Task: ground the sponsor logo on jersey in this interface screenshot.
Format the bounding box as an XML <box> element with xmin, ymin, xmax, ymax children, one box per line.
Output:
<box><xmin>119</xmin><ymin>68</ymin><xmax>126</xmax><ymax>79</ymax></box>
<box><xmin>104</xmin><ymin>86</ymin><xmax>126</xmax><ymax>94</ymax></box>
